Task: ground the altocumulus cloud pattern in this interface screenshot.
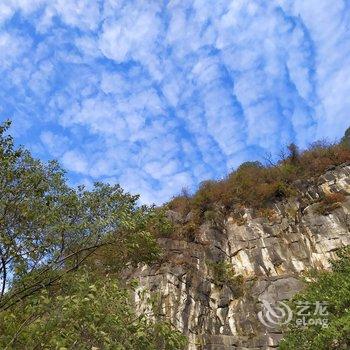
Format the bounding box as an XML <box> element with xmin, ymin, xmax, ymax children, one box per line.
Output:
<box><xmin>0</xmin><ymin>0</ymin><xmax>350</xmax><ymax>203</ymax></box>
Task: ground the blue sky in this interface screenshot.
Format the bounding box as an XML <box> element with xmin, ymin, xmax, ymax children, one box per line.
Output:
<box><xmin>0</xmin><ymin>0</ymin><xmax>350</xmax><ymax>204</ymax></box>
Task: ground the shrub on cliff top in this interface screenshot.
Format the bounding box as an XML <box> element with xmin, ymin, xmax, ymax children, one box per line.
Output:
<box><xmin>341</xmin><ymin>127</ymin><xmax>350</xmax><ymax>148</ymax></box>
<box><xmin>167</xmin><ymin>128</ymin><xmax>350</xmax><ymax>234</ymax></box>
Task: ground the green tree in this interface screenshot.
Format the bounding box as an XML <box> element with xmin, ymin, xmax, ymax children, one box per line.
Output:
<box><xmin>341</xmin><ymin>126</ymin><xmax>350</xmax><ymax>148</ymax></box>
<box><xmin>280</xmin><ymin>248</ymin><xmax>350</xmax><ymax>350</ymax></box>
<box><xmin>0</xmin><ymin>270</ymin><xmax>186</xmax><ymax>349</ymax></box>
<box><xmin>0</xmin><ymin>121</ymin><xmax>186</xmax><ymax>349</ymax></box>
<box><xmin>0</xmin><ymin>120</ymin><xmax>162</xmax><ymax>310</ymax></box>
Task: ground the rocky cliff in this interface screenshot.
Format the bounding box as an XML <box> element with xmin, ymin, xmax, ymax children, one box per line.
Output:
<box><xmin>129</xmin><ymin>164</ymin><xmax>350</xmax><ymax>349</ymax></box>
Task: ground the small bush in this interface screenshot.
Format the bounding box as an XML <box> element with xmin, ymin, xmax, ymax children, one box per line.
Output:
<box><xmin>258</xmin><ymin>207</ymin><xmax>278</xmax><ymax>221</ymax></box>
<box><xmin>208</xmin><ymin>260</ymin><xmax>244</xmax><ymax>298</ymax></box>
<box><xmin>204</xmin><ymin>209</ymin><xmax>224</xmax><ymax>228</ymax></box>
<box><xmin>315</xmin><ymin>192</ymin><xmax>346</xmax><ymax>215</ymax></box>
<box><xmin>166</xmin><ymin>128</ymin><xmax>350</xmax><ymax>237</ymax></box>
<box><xmin>167</xmin><ymin>194</ymin><xmax>191</xmax><ymax>217</ymax></box>
<box><xmin>341</xmin><ymin>126</ymin><xmax>350</xmax><ymax>148</ymax></box>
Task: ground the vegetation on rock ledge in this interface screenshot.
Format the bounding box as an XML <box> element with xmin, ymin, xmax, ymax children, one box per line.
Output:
<box><xmin>167</xmin><ymin>130</ymin><xmax>350</xmax><ymax>238</ymax></box>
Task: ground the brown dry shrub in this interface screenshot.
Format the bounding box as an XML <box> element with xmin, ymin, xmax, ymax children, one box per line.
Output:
<box><xmin>258</xmin><ymin>207</ymin><xmax>278</xmax><ymax>221</ymax></box>
<box><xmin>315</xmin><ymin>192</ymin><xmax>347</xmax><ymax>215</ymax></box>
<box><xmin>167</xmin><ymin>194</ymin><xmax>191</xmax><ymax>216</ymax></box>
<box><xmin>166</xmin><ymin>138</ymin><xmax>350</xmax><ymax>235</ymax></box>
<box><xmin>300</xmin><ymin>143</ymin><xmax>350</xmax><ymax>177</ymax></box>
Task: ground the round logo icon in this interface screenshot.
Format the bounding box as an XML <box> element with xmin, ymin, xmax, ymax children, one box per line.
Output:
<box><xmin>258</xmin><ymin>300</ymin><xmax>293</xmax><ymax>328</ymax></box>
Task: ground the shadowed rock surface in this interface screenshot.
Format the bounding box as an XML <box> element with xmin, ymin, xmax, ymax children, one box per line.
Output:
<box><xmin>128</xmin><ymin>164</ymin><xmax>350</xmax><ymax>349</ymax></box>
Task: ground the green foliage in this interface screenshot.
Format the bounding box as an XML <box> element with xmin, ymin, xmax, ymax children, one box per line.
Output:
<box><xmin>280</xmin><ymin>247</ymin><xmax>350</xmax><ymax>350</ymax></box>
<box><xmin>236</xmin><ymin>161</ymin><xmax>264</xmax><ymax>170</ymax></box>
<box><xmin>287</xmin><ymin>143</ymin><xmax>300</xmax><ymax>164</ymax></box>
<box><xmin>0</xmin><ymin>270</ymin><xmax>187</xmax><ymax>349</ymax></box>
<box><xmin>0</xmin><ymin>121</ymin><xmax>186</xmax><ymax>348</ymax></box>
<box><xmin>341</xmin><ymin>127</ymin><xmax>350</xmax><ymax>148</ymax></box>
<box><xmin>204</xmin><ymin>209</ymin><xmax>223</xmax><ymax>228</ymax></box>
<box><xmin>0</xmin><ymin>120</ymin><xmax>165</xmax><ymax>309</ymax></box>
<box><xmin>191</xmin><ymin>180</ymin><xmax>220</xmax><ymax>222</ymax></box>
<box><xmin>209</xmin><ymin>260</ymin><xmax>244</xmax><ymax>298</ymax></box>
<box><xmin>145</xmin><ymin>208</ymin><xmax>175</xmax><ymax>238</ymax></box>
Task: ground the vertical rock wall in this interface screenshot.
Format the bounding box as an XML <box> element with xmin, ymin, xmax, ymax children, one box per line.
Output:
<box><xmin>129</xmin><ymin>164</ymin><xmax>350</xmax><ymax>349</ymax></box>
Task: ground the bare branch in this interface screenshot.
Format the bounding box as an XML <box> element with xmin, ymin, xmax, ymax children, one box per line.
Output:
<box><xmin>0</xmin><ymin>241</ymin><xmax>111</xmax><ymax>311</ymax></box>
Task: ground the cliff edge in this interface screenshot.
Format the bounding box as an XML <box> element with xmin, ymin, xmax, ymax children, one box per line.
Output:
<box><xmin>129</xmin><ymin>164</ymin><xmax>350</xmax><ymax>349</ymax></box>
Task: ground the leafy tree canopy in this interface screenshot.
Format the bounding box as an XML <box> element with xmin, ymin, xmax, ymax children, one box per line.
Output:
<box><xmin>280</xmin><ymin>248</ymin><xmax>350</xmax><ymax>350</ymax></box>
<box><xmin>0</xmin><ymin>270</ymin><xmax>186</xmax><ymax>350</ymax></box>
<box><xmin>0</xmin><ymin>120</ymin><xmax>185</xmax><ymax>349</ymax></box>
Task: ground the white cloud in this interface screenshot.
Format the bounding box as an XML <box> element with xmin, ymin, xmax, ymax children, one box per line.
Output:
<box><xmin>40</xmin><ymin>130</ymin><xmax>70</xmax><ymax>157</ymax></box>
<box><xmin>0</xmin><ymin>4</ymin><xmax>14</xmax><ymax>25</ymax></box>
<box><xmin>1</xmin><ymin>0</ymin><xmax>350</xmax><ymax>204</ymax></box>
<box><xmin>0</xmin><ymin>32</ymin><xmax>30</xmax><ymax>68</ymax></box>
<box><xmin>99</xmin><ymin>2</ymin><xmax>162</xmax><ymax>65</ymax></box>
<box><xmin>53</xmin><ymin>0</ymin><xmax>100</xmax><ymax>31</ymax></box>
<box><xmin>61</xmin><ymin>150</ymin><xmax>88</xmax><ymax>174</ymax></box>
<box><xmin>280</xmin><ymin>0</ymin><xmax>350</xmax><ymax>139</ymax></box>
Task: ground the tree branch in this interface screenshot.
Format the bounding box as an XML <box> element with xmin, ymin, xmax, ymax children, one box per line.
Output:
<box><xmin>0</xmin><ymin>256</ymin><xmax>6</xmax><ymax>297</ymax></box>
<box><xmin>0</xmin><ymin>242</ymin><xmax>110</xmax><ymax>311</ymax></box>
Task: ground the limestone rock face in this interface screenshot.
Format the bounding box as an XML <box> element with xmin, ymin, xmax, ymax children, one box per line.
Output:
<box><xmin>129</xmin><ymin>164</ymin><xmax>350</xmax><ymax>349</ymax></box>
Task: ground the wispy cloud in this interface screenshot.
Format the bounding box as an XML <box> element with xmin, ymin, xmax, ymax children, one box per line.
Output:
<box><xmin>0</xmin><ymin>0</ymin><xmax>349</xmax><ymax>203</ymax></box>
